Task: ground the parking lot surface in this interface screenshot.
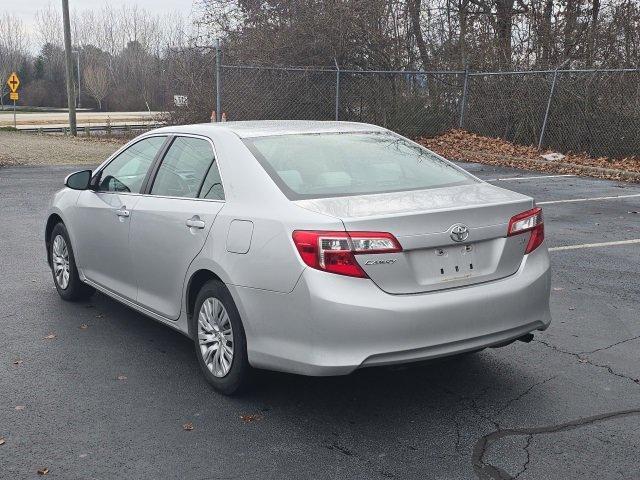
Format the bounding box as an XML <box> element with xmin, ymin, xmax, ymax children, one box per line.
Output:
<box><xmin>1</xmin><ymin>162</ymin><xmax>639</xmax><ymax>479</ymax></box>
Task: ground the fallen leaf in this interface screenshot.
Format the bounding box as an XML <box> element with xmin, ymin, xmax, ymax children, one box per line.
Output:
<box><xmin>37</xmin><ymin>467</ymin><xmax>49</xmax><ymax>475</ymax></box>
<box><xmin>43</xmin><ymin>333</ymin><xmax>56</xmax><ymax>340</ymax></box>
<box><xmin>116</xmin><ymin>374</ymin><xmax>127</xmax><ymax>381</ymax></box>
<box><xmin>0</xmin><ymin>437</ymin><xmax>5</xmax><ymax>445</ymax></box>
<box><xmin>15</xmin><ymin>405</ymin><xmax>26</xmax><ymax>411</ymax></box>
<box><xmin>417</xmin><ymin>130</ymin><xmax>640</xmax><ymax>182</ymax></box>
<box><xmin>79</xmin><ymin>324</ymin><xmax>88</xmax><ymax>330</ymax></box>
<box><xmin>240</xmin><ymin>414</ymin><xmax>263</xmax><ymax>423</ymax></box>
<box><xmin>12</xmin><ymin>360</ymin><xmax>23</xmax><ymax>366</ymax></box>
<box><xmin>183</xmin><ymin>422</ymin><xmax>194</xmax><ymax>431</ymax></box>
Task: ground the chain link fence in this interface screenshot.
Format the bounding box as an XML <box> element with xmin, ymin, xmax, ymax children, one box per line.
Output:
<box><xmin>169</xmin><ymin>53</ymin><xmax>640</xmax><ymax>159</ymax></box>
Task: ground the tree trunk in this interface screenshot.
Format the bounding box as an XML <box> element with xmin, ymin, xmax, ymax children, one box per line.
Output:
<box><xmin>586</xmin><ymin>0</ymin><xmax>600</xmax><ymax>67</ymax></box>
<box><xmin>496</xmin><ymin>0</ymin><xmax>515</xmax><ymax>68</ymax></box>
<box><xmin>409</xmin><ymin>0</ymin><xmax>429</xmax><ymax>70</ymax></box>
<box><xmin>541</xmin><ymin>0</ymin><xmax>554</xmax><ymax>66</ymax></box>
<box><xmin>564</xmin><ymin>0</ymin><xmax>578</xmax><ymax>60</ymax></box>
<box><xmin>458</xmin><ymin>0</ymin><xmax>470</xmax><ymax>67</ymax></box>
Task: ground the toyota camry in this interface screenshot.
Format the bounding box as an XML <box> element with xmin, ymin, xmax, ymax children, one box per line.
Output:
<box><xmin>45</xmin><ymin>121</ymin><xmax>551</xmax><ymax>394</ymax></box>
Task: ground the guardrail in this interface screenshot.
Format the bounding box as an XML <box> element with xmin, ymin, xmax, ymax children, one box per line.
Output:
<box><xmin>18</xmin><ymin>123</ymin><xmax>164</xmax><ymax>134</ymax></box>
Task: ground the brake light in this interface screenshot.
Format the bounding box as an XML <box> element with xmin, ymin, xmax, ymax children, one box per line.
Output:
<box><xmin>507</xmin><ymin>207</ymin><xmax>544</xmax><ymax>254</ymax></box>
<box><xmin>292</xmin><ymin>231</ymin><xmax>402</xmax><ymax>278</ymax></box>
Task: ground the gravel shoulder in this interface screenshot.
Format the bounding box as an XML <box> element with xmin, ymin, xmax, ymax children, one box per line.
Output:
<box><xmin>0</xmin><ymin>131</ymin><xmax>126</xmax><ymax>167</ymax></box>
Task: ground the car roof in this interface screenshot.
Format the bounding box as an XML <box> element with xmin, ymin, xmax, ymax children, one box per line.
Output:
<box><xmin>153</xmin><ymin>120</ymin><xmax>388</xmax><ymax>138</ymax></box>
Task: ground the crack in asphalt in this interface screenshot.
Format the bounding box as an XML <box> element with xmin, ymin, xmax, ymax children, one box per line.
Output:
<box><xmin>512</xmin><ymin>435</ymin><xmax>532</xmax><ymax>480</ymax></box>
<box><xmin>492</xmin><ymin>376</ymin><xmax>557</xmax><ymax>420</ymax></box>
<box><xmin>580</xmin><ymin>334</ymin><xmax>640</xmax><ymax>355</ymax></box>
<box><xmin>472</xmin><ymin>409</ymin><xmax>640</xmax><ymax>480</ymax></box>
<box><xmin>444</xmin><ymin>376</ymin><xmax>555</xmax><ymax>459</ymax></box>
<box><xmin>470</xmin><ymin>336</ymin><xmax>640</xmax><ymax>479</ymax></box>
<box><xmin>534</xmin><ymin>338</ymin><xmax>639</xmax><ymax>384</ymax></box>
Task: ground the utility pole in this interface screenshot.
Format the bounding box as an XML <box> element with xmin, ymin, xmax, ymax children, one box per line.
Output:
<box><xmin>215</xmin><ymin>39</ymin><xmax>221</xmax><ymax>122</ymax></box>
<box><xmin>62</xmin><ymin>0</ymin><xmax>77</xmax><ymax>135</ymax></box>
<box><xmin>73</xmin><ymin>50</ymin><xmax>81</xmax><ymax>108</ymax></box>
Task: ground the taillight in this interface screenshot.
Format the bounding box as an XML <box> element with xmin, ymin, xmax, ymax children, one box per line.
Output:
<box><xmin>292</xmin><ymin>231</ymin><xmax>402</xmax><ymax>278</ymax></box>
<box><xmin>507</xmin><ymin>207</ymin><xmax>544</xmax><ymax>254</ymax></box>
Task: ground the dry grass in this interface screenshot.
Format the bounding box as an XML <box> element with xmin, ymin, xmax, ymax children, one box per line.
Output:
<box><xmin>0</xmin><ymin>132</ymin><xmax>126</xmax><ymax>168</ymax></box>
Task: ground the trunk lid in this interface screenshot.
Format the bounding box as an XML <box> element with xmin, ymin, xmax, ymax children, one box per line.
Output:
<box><xmin>295</xmin><ymin>183</ymin><xmax>534</xmax><ymax>294</ymax></box>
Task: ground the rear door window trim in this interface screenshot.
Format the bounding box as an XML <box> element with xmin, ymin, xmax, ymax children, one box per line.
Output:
<box><xmin>143</xmin><ymin>133</ymin><xmax>226</xmax><ymax>203</ymax></box>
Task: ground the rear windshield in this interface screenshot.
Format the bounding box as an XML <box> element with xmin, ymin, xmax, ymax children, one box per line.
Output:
<box><xmin>244</xmin><ymin>132</ymin><xmax>475</xmax><ymax>200</ymax></box>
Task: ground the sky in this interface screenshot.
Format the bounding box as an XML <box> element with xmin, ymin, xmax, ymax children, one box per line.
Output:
<box><xmin>11</xmin><ymin>0</ymin><xmax>196</xmax><ymax>50</ymax></box>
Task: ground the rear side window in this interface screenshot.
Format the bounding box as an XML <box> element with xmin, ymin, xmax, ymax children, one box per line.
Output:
<box><xmin>199</xmin><ymin>159</ymin><xmax>225</xmax><ymax>200</ymax></box>
<box><xmin>150</xmin><ymin>137</ymin><xmax>224</xmax><ymax>200</ymax></box>
<box><xmin>98</xmin><ymin>136</ymin><xmax>165</xmax><ymax>193</ymax></box>
<box><xmin>244</xmin><ymin>132</ymin><xmax>475</xmax><ymax>200</ymax></box>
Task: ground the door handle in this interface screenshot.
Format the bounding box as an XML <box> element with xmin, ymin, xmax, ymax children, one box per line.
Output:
<box><xmin>115</xmin><ymin>206</ymin><xmax>130</xmax><ymax>218</ymax></box>
<box><xmin>186</xmin><ymin>216</ymin><xmax>205</xmax><ymax>229</ymax></box>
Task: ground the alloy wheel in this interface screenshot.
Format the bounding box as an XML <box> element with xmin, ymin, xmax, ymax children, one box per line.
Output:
<box><xmin>198</xmin><ymin>297</ymin><xmax>234</xmax><ymax>377</ymax></box>
<box><xmin>52</xmin><ymin>235</ymin><xmax>70</xmax><ymax>290</ymax></box>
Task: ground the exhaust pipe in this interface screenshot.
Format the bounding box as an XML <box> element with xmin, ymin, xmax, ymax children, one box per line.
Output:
<box><xmin>518</xmin><ymin>333</ymin><xmax>534</xmax><ymax>343</ymax></box>
<box><xmin>490</xmin><ymin>332</ymin><xmax>535</xmax><ymax>349</ymax></box>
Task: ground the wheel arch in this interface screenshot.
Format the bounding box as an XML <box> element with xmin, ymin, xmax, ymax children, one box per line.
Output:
<box><xmin>45</xmin><ymin>213</ymin><xmax>64</xmax><ymax>266</ymax></box>
<box><xmin>185</xmin><ymin>269</ymin><xmax>224</xmax><ymax>336</ymax></box>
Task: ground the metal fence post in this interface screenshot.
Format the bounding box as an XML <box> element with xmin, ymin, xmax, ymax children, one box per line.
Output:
<box><xmin>334</xmin><ymin>59</ymin><xmax>340</xmax><ymax>121</ymax></box>
<box><xmin>459</xmin><ymin>67</ymin><xmax>469</xmax><ymax>129</ymax></box>
<box><xmin>215</xmin><ymin>39</ymin><xmax>222</xmax><ymax>122</ymax></box>
<box><xmin>538</xmin><ymin>68</ymin><xmax>559</xmax><ymax>150</ymax></box>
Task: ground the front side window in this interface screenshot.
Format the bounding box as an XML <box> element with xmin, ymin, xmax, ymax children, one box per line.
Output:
<box><xmin>150</xmin><ymin>137</ymin><xmax>223</xmax><ymax>199</ymax></box>
<box><xmin>98</xmin><ymin>136</ymin><xmax>166</xmax><ymax>193</ymax></box>
<box><xmin>244</xmin><ymin>132</ymin><xmax>476</xmax><ymax>200</ymax></box>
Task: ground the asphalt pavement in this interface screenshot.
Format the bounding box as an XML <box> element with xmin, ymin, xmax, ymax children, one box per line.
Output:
<box><xmin>1</xmin><ymin>162</ymin><xmax>639</xmax><ymax>479</ymax></box>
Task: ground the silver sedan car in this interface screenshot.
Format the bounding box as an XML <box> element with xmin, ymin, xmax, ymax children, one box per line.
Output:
<box><xmin>46</xmin><ymin>121</ymin><xmax>551</xmax><ymax>394</ymax></box>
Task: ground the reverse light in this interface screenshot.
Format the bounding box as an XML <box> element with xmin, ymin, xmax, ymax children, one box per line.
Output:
<box><xmin>292</xmin><ymin>231</ymin><xmax>402</xmax><ymax>278</ymax></box>
<box><xmin>507</xmin><ymin>207</ymin><xmax>544</xmax><ymax>254</ymax></box>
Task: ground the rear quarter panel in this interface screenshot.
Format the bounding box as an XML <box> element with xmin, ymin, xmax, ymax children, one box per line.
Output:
<box><xmin>183</xmin><ymin>129</ymin><xmax>345</xmax><ymax>317</ymax></box>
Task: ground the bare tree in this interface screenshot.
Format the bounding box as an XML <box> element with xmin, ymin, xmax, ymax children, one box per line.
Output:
<box><xmin>83</xmin><ymin>64</ymin><xmax>110</xmax><ymax>110</ymax></box>
<box><xmin>0</xmin><ymin>13</ymin><xmax>27</xmax><ymax>108</ymax></box>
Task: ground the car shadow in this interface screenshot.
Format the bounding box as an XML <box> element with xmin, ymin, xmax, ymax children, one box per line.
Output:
<box><xmin>84</xmin><ymin>289</ymin><xmax>532</xmax><ymax>413</ymax></box>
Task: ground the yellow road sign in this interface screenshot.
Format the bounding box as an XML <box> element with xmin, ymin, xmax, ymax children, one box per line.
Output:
<box><xmin>10</xmin><ymin>92</ymin><xmax>19</xmax><ymax>101</ymax></box>
<box><xmin>7</xmin><ymin>72</ymin><xmax>20</xmax><ymax>93</ymax></box>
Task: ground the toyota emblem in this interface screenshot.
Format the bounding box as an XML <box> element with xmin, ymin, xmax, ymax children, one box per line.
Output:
<box><xmin>450</xmin><ymin>224</ymin><xmax>470</xmax><ymax>242</ymax></box>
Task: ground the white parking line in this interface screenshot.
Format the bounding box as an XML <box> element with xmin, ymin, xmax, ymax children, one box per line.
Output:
<box><xmin>539</xmin><ymin>193</ymin><xmax>640</xmax><ymax>205</ymax></box>
<box><xmin>486</xmin><ymin>174</ymin><xmax>576</xmax><ymax>182</ymax></box>
<box><xmin>549</xmin><ymin>239</ymin><xmax>640</xmax><ymax>251</ymax></box>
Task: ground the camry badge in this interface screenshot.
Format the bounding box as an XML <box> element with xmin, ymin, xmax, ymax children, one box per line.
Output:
<box><xmin>364</xmin><ymin>259</ymin><xmax>397</xmax><ymax>266</ymax></box>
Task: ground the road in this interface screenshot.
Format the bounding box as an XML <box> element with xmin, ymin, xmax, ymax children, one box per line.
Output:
<box><xmin>0</xmin><ymin>111</ymin><xmax>162</xmax><ymax>130</ymax></box>
<box><xmin>1</xmin><ymin>162</ymin><xmax>639</xmax><ymax>479</ymax></box>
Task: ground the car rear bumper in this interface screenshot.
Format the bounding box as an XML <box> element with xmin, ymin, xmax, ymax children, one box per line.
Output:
<box><xmin>235</xmin><ymin>245</ymin><xmax>551</xmax><ymax>376</ymax></box>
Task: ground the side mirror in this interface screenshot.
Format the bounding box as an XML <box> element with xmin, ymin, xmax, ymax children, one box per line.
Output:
<box><xmin>65</xmin><ymin>170</ymin><xmax>93</xmax><ymax>190</ymax></box>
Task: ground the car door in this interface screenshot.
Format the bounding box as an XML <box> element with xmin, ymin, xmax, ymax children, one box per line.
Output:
<box><xmin>129</xmin><ymin>135</ymin><xmax>225</xmax><ymax>319</ymax></box>
<box><xmin>73</xmin><ymin>135</ymin><xmax>168</xmax><ymax>301</ymax></box>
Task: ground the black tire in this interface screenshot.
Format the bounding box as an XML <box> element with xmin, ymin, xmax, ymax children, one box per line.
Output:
<box><xmin>191</xmin><ymin>280</ymin><xmax>251</xmax><ymax>395</ymax></box>
<box><xmin>49</xmin><ymin>222</ymin><xmax>95</xmax><ymax>301</ymax></box>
